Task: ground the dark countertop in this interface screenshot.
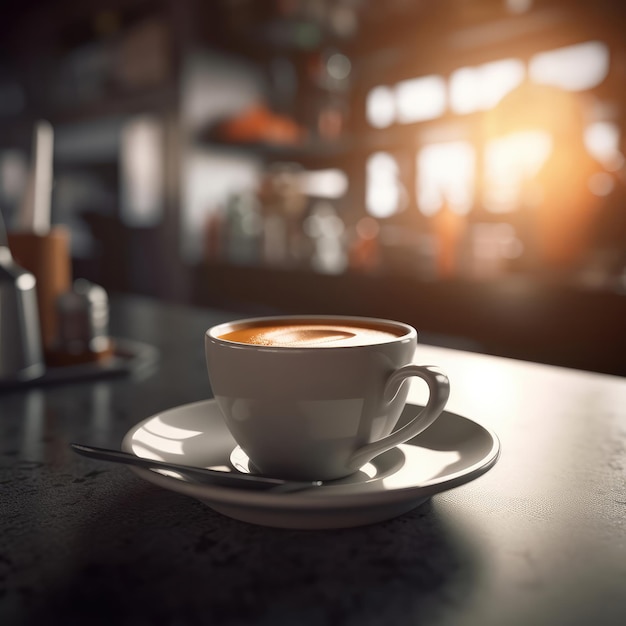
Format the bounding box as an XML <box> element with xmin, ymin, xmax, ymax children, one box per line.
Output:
<box><xmin>1</xmin><ymin>295</ymin><xmax>625</xmax><ymax>626</ymax></box>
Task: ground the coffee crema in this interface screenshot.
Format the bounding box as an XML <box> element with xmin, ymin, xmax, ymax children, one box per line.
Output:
<box><xmin>218</xmin><ymin>321</ymin><xmax>403</xmax><ymax>348</ymax></box>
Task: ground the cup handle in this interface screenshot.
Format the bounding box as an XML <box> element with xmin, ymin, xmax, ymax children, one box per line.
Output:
<box><xmin>348</xmin><ymin>365</ymin><xmax>450</xmax><ymax>471</ymax></box>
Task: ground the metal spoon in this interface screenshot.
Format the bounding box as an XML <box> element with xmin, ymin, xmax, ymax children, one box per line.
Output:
<box><xmin>70</xmin><ymin>443</ymin><xmax>322</xmax><ymax>493</ymax></box>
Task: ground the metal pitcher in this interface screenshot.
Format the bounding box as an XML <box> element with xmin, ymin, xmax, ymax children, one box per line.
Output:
<box><xmin>0</xmin><ymin>212</ymin><xmax>44</xmax><ymax>382</ymax></box>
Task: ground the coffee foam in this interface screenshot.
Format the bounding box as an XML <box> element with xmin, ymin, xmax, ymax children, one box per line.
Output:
<box><xmin>219</xmin><ymin>323</ymin><xmax>402</xmax><ymax>347</ymax></box>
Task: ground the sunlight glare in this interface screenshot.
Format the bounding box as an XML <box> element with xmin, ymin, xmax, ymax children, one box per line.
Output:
<box><xmin>144</xmin><ymin>416</ymin><xmax>203</xmax><ymax>440</ymax></box>
<box><xmin>359</xmin><ymin>461</ymin><xmax>378</xmax><ymax>479</ymax></box>
<box><xmin>132</xmin><ymin>429</ymin><xmax>185</xmax><ymax>455</ymax></box>
<box><xmin>130</xmin><ymin>443</ymin><xmax>166</xmax><ymax>462</ymax></box>
<box><xmin>381</xmin><ymin>446</ymin><xmax>461</xmax><ymax>489</ymax></box>
<box><xmin>207</xmin><ymin>465</ymin><xmax>232</xmax><ymax>473</ymax></box>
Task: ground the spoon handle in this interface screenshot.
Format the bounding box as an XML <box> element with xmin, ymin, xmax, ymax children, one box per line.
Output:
<box><xmin>70</xmin><ymin>443</ymin><xmax>320</xmax><ymax>493</ymax></box>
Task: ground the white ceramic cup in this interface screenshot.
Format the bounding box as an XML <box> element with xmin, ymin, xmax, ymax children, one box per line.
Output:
<box><xmin>205</xmin><ymin>315</ymin><xmax>450</xmax><ymax>481</ymax></box>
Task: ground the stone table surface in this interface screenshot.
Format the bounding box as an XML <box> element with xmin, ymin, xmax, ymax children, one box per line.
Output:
<box><xmin>1</xmin><ymin>295</ymin><xmax>625</xmax><ymax>626</ymax></box>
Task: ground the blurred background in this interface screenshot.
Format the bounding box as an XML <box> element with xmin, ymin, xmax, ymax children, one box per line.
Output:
<box><xmin>1</xmin><ymin>0</ymin><xmax>626</xmax><ymax>375</ymax></box>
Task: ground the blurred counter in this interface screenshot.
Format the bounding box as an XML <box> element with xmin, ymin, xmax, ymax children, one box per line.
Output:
<box><xmin>193</xmin><ymin>262</ymin><xmax>626</xmax><ymax>377</ymax></box>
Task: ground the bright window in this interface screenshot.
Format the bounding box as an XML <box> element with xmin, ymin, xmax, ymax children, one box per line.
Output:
<box><xmin>120</xmin><ymin>115</ymin><xmax>164</xmax><ymax>227</ymax></box>
<box><xmin>366</xmin><ymin>86</ymin><xmax>396</xmax><ymax>128</ymax></box>
<box><xmin>395</xmin><ymin>75</ymin><xmax>446</xmax><ymax>123</ymax></box>
<box><xmin>529</xmin><ymin>41</ymin><xmax>609</xmax><ymax>91</ymax></box>
<box><xmin>417</xmin><ymin>142</ymin><xmax>475</xmax><ymax>216</ymax></box>
<box><xmin>366</xmin><ymin>152</ymin><xmax>404</xmax><ymax>218</ymax></box>
<box><xmin>298</xmin><ymin>169</ymin><xmax>348</xmax><ymax>199</ymax></box>
<box><xmin>450</xmin><ymin>58</ymin><xmax>525</xmax><ymax>114</ymax></box>
<box><xmin>584</xmin><ymin>122</ymin><xmax>622</xmax><ymax>170</ymax></box>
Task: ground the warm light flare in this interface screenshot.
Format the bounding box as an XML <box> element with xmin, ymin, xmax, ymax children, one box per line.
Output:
<box><xmin>484</xmin><ymin>130</ymin><xmax>553</xmax><ymax>213</ymax></box>
<box><xmin>480</xmin><ymin>77</ymin><xmax>609</xmax><ymax>269</ymax></box>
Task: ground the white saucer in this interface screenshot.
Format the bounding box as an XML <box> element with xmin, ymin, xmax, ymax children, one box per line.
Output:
<box><xmin>121</xmin><ymin>399</ymin><xmax>500</xmax><ymax>529</ymax></box>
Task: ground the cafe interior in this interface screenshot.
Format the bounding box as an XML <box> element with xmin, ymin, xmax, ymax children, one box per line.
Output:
<box><xmin>2</xmin><ymin>2</ymin><xmax>626</xmax><ymax>625</ymax></box>
<box><xmin>1</xmin><ymin>0</ymin><xmax>625</xmax><ymax>375</ymax></box>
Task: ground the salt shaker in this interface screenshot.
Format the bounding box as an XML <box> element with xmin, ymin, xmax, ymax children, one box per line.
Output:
<box><xmin>54</xmin><ymin>279</ymin><xmax>112</xmax><ymax>362</ymax></box>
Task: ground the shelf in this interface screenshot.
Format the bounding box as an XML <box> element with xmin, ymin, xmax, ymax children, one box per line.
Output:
<box><xmin>193</xmin><ymin>133</ymin><xmax>353</xmax><ymax>163</ymax></box>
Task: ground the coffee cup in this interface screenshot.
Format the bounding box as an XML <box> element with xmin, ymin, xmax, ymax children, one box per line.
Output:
<box><xmin>205</xmin><ymin>315</ymin><xmax>450</xmax><ymax>481</ymax></box>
